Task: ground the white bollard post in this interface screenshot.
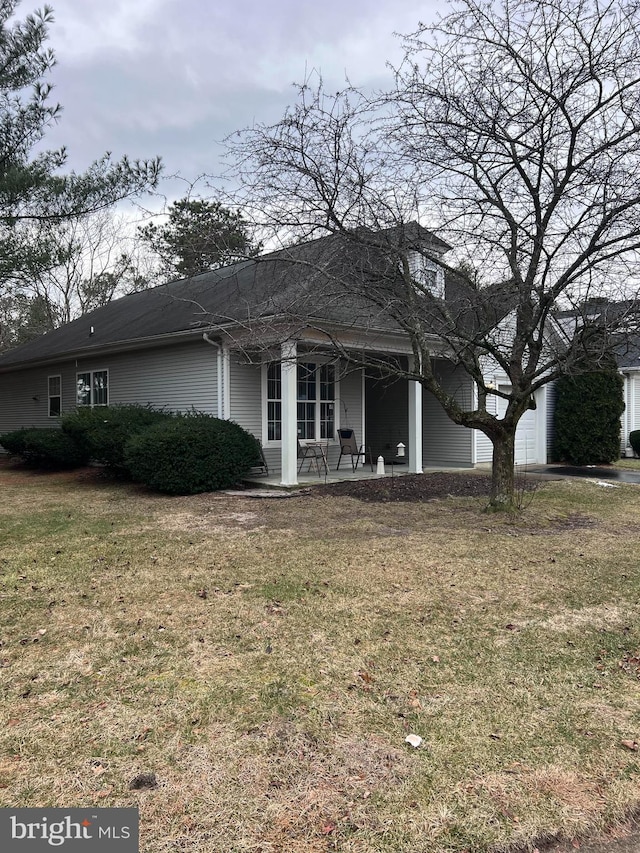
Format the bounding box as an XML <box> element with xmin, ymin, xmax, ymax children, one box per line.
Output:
<box><xmin>376</xmin><ymin>455</ymin><xmax>385</xmax><ymax>476</ymax></box>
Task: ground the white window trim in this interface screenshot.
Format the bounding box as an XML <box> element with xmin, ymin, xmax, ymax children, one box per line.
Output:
<box><xmin>76</xmin><ymin>369</ymin><xmax>109</xmax><ymax>407</ymax></box>
<box><xmin>261</xmin><ymin>358</ymin><xmax>341</xmax><ymax>446</ymax></box>
<box><xmin>48</xmin><ymin>374</ymin><xmax>62</xmax><ymax>418</ymax></box>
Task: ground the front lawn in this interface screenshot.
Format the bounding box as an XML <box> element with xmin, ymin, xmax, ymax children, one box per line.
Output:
<box><xmin>1</xmin><ymin>464</ymin><xmax>639</xmax><ymax>852</ymax></box>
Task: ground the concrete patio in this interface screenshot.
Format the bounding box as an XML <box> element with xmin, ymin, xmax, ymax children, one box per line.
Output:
<box><xmin>244</xmin><ymin>462</ymin><xmax>478</xmax><ymax>489</ymax></box>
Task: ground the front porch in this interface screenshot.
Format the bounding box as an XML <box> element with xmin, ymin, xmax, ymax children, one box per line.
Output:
<box><xmin>245</xmin><ymin>330</ymin><xmax>480</xmax><ymax>487</ymax></box>
<box><xmin>245</xmin><ymin>461</ymin><xmax>467</xmax><ymax>489</ymax></box>
<box><xmin>268</xmin><ymin>340</ymin><xmax>429</xmax><ymax>487</ymax></box>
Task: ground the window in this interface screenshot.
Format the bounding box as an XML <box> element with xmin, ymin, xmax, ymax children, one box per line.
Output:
<box><xmin>76</xmin><ymin>370</ymin><xmax>108</xmax><ymax>407</ymax></box>
<box><xmin>48</xmin><ymin>375</ymin><xmax>61</xmax><ymax>417</ymax></box>
<box><xmin>265</xmin><ymin>361</ymin><xmax>336</xmax><ymax>441</ymax></box>
<box><xmin>266</xmin><ymin>362</ymin><xmax>282</xmax><ymax>441</ymax></box>
<box><xmin>407</xmin><ymin>251</ymin><xmax>445</xmax><ymax>298</ymax></box>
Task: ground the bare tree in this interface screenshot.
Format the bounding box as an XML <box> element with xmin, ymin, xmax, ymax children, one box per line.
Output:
<box><xmin>6</xmin><ymin>209</ymin><xmax>156</xmax><ymax>326</ymax></box>
<box><xmin>226</xmin><ymin>0</ymin><xmax>640</xmax><ymax>509</ymax></box>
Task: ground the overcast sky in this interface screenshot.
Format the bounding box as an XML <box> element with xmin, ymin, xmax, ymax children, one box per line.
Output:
<box><xmin>40</xmin><ymin>0</ymin><xmax>440</xmax><ymax>206</ymax></box>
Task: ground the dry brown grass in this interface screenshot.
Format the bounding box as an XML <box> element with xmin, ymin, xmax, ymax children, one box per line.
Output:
<box><xmin>1</xmin><ymin>464</ymin><xmax>640</xmax><ymax>851</ymax></box>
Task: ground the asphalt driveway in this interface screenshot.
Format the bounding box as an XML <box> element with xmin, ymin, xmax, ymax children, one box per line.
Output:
<box><xmin>528</xmin><ymin>465</ymin><xmax>640</xmax><ymax>484</ymax></box>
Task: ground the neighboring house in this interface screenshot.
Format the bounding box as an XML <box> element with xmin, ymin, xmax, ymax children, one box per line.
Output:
<box><xmin>0</xmin><ymin>226</ymin><xmax>551</xmax><ymax>484</ymax></box>
<box><xmin>617</xmin><ymin>341</ymin><xmax>640</xmax><ymax>456</ymax></box>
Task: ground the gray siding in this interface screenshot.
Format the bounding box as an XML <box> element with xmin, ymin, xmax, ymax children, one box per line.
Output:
<box><xmin>229</xmin><ymin>359</ymin><xmax>261</xmax><ymax>435</ymax></box>
<box><xmin>95</xmin><ymin>343</ymin><xmax>218</xmax><ymax>412</ymax></box>
<box><xmin>0</xmin><ymin>341</ymin><xmax>219</xmax><ymax>436</ymax></box>
<box><xmin>0</xmin><ymin>367</ymin><xmax>57</xmax><ymax>433</ymax></box>
<box><xmin>422</xmin><ymin>362</ymin><xmax>474</xmax><ymax>466</ymax></box>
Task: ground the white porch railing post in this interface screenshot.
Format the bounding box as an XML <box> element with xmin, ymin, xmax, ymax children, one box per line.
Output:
<box><xmin>280</xmin><ymin>341</ymin><xmax>298</xmax><ymax>486</ymax></box>
<box><xmin>408</xmin><ymin>358</ymin><xmax>423</xmax><ymax>474</ymax></box>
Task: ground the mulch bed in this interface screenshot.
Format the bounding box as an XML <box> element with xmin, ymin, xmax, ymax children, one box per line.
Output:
<box><xmin>309</xmin><ymin>472</ymin><xmax>516</xmax><ymax>502</ymax></box>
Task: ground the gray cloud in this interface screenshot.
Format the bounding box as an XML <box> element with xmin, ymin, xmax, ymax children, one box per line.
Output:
<box><xmin>37</xmin><ymin>0</ymin><xmax>439</xmax><ymax>197</ymax></box>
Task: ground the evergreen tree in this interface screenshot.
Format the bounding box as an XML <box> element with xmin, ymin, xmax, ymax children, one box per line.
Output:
<box><xmin>0</xmin><ymin>1</ymin><xmax>160</xmax><ymax>291</ymax></box>
<box><xmin>554</xmin><ymin>362</ymin><xmax>625</xmax><ymax>465</ymax></box>
<box><xmin>138</xmin><ymin>197</ymin><xmax>260</xmax><ymax>281</ymax></box>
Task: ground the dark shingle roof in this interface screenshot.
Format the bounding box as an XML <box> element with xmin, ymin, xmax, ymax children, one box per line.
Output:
<box><xmin>0</xmin><ymin>224</ymin><xmax>470</xmax><ymax>370</ymax></box>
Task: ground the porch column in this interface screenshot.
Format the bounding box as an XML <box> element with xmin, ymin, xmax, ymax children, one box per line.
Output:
<box><xmin>280</xmin><ymin>340</ymin><xmax>298</xmax><ymax>486</ymax></box>
<box><xmin>408</xmin><ymin>359</ymin><xmax>423</xmax><ymax>474</ymax></box>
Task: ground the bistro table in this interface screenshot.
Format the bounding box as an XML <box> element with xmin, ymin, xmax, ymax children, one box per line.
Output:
<box><xmin>298</xmin><ymin>440</ymin><xmax>329</xmax><ymax>475</ymax></box>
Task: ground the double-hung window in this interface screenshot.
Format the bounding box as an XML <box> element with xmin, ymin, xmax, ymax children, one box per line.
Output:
<box><xmin>265</xmin><ymin>361</ymin><xmax>336</xmax><ymax>442</ymax></box>
<box><xmin>76</xmin><ymin>370</ymin><xmax>108</xmax><ymax>407</ymax></box>
<box><xmin>48</xmin><ymin>375</ymin><xmax>61</xmax><ymax>417</ymax></box>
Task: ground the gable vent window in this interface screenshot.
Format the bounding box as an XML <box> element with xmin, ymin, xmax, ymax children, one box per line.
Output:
<box><xmin>48</xmin><ymin>375</ymin><xmax>61</xmax><ymax>417</ymax></box>
<box><xmin>407</xmin><ymin>251</ymin><xmax>445</xmax><ymax>298</ymax></box>
<box><xmin>76</xmin><ymin>370</ymin><xmax>108</xmax><ymax>407</ymax></box>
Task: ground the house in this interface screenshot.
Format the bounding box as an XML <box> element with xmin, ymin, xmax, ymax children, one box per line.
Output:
<box><xmin>0</xmin><ymin>226</ymin><xmax>551</xmax><ymax>484</ymax></box>
<box><xmin>620</xmin><ymin>343</ymin><xmax>640</xmax><ymax>455</ymax></box>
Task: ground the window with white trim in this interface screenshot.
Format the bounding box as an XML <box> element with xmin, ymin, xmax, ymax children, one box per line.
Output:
<box><xmin>265</xmin><ymin>361</ymin><xmax>336</xmax><ymax>441</ymax></box>
<box><xmin>76</xmin><ymin>370</ymin><xmax>108</xmax><ymax>407</ymax></box>
<box><xmin>48</xmin><ymin>375</ymin><xmax>61</xmax><ymax>417</ymax></box>
<box><xmin>407</xmin><ymin>251</ymin><xmax>445</xmax><ymax>298</ymax></box>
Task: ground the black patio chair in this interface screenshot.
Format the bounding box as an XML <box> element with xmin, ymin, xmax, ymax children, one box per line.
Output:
<box><xmin>336</xmin><ymin>428</ymin><xmax>374</xmax><ymax>472</ymax></box>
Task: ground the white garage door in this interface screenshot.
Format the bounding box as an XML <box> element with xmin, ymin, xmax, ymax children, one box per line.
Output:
<box><xmin>497</xmin><ymin>385</ymin><xmax>538</xmax><ymax>465</ymax></box>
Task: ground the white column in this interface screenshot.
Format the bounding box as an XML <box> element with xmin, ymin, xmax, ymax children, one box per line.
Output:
<box><xmin>408</xmin><ymin>359</ymin><xmax>423</xmax><ymax>474</ymax></box>
<box><xmin>280</xmin><ymin>341</ymin><xmax>298</xmax><ymax>486</ymax></box>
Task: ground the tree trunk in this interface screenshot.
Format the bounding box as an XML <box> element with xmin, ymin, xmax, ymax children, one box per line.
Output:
<box><xmin>489</xmin><ymin>428</ymin><xmax>516</xmax><ymax>511</ymax></box>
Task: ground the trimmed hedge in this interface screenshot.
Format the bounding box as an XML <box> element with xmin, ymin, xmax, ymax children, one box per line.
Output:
<box><xmin>630</xmin><ymin>430</ymin><xmax>640</xmax><ymax>457</ymax></box>
<box><xmin>0</xmin><ymin>428</ymin><xmax>90</xmax><ymax>469</ymax></box>
<box><xmin>554</xmin><ymin>369</ymin><xmax>625</xmax><ymax>465</ymax></box>
<box><xmin>61</xmin><ymin>405</ymin><xmax>170</xmax><ymax>477</ymax></box>
<box><xmin>124</xmin><ymin>413</ymin><xmax>262</xmax><ymax>494</ymax></box>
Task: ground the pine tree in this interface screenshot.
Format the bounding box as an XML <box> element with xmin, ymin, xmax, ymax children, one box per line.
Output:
<box><xmin>0</xmin><ymin>1</ymin><xmax>161</xmax><ymax>288</ymax></box>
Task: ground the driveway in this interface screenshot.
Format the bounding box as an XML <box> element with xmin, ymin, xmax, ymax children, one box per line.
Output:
<box><xmin>528</xmin><ymin>465</ymin><xmax>640</xmax><ymax>484</ymax></box>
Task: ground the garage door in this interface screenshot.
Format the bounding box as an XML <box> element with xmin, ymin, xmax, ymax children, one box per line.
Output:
<box><xmin>497</xmin><ymin>386</ymin><xmax>538</xmax><ymax>465</ymax></box>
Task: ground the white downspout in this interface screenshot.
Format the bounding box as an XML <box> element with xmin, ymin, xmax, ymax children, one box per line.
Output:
<box><xmin>202</xmin><ymin>333</ymin><xmax>224</xmax><ymax>419</ymax></box>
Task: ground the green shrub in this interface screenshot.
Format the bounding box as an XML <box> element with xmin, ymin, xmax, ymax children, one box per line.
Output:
<box><xmin>0</xmin><ymin>428</ymin><xmax>90</xmax><ymax>469</ymax></box>
<box><xmin>124</xmin><ymin>413</ymin><xmax>261</xmax><ymax>494</ymax></box>
<box><xmin>554</xmin><ymin>369</ymin><xmax>625</xmax><ymax>465</ymax></box>
<box><xmin>61</xmin><ymin>405</ymin><xmax>170</xmax><ymax>477</ymax></box>
<box><xmin>630</xmin><ymin>430</ymin><xmax>640</xmax><ymax>457</ymax></box>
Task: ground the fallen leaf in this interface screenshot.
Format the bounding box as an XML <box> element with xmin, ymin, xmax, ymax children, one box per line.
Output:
<box><xmin>431</xmin><ymin>655</ymin><xmax>440</xmax><ymax>663</ymax></box>
<box><xmin>405</xmin><ymin>734</ymin><xmax>423</xmax><ymax>748</ymax></box>
<box><xmin>321</xmin><ymin>823</ymin><xmax>336</xmax><ymax>835</ymax></box>
<box><xmin>620</xmin><ymin>739</ymin><xmax>639</xmax><ymax>751</ymax></box>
